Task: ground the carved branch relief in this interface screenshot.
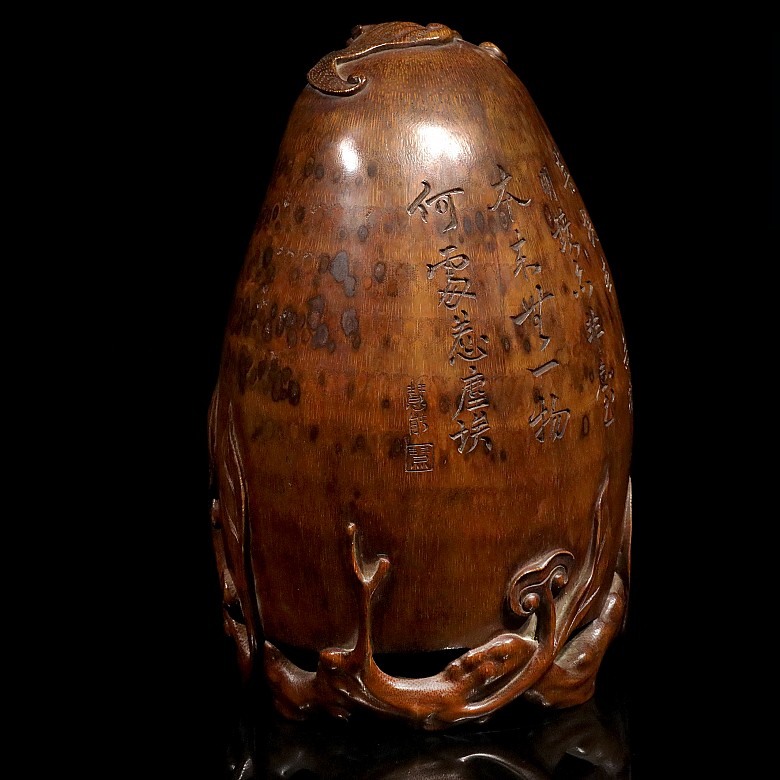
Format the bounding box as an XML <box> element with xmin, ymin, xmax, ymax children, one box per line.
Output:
<box><xmin>263</xmin><ymin>472</ymin><xmax>630</xmax><ymax>729</ymax></box>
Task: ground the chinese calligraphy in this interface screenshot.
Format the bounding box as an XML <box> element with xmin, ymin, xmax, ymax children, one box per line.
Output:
<box><xmin>404</xmin><ymin>380</ymin><xmax>433</xmax><ymax>472</ymax></box>
<box><xmin>409</xmin><ymin>179</ymin><xmax>493</xmax><ymax>455</ymax></box>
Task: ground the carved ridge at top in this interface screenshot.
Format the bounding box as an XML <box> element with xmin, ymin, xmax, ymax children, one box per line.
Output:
<box><xmin>307</xmin><ymin>21</ymin><xmax>462</xmax><ymax>96</ymax></box>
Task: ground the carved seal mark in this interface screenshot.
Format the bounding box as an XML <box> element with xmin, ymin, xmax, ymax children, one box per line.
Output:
<box><xmin>307</xmin><ymin>22</ymin><xmax>460</xmax><ymax>96</ymax></box>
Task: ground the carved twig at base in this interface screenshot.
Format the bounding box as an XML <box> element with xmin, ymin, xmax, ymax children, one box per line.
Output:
<box><xmin>264</xmin><ymin>473</ymin><xmax>628</xmax><ymax>729</ymax></box>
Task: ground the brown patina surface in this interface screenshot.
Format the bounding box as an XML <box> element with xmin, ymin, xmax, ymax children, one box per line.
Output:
<box><xmin>208</xmin><ymin>21</ymin><xmax>633</xmax><ymax>729</ymax></box>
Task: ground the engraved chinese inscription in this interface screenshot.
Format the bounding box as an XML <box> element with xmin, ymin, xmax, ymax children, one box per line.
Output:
<box><xmin>404</xmin><ymin>380</ymin><xmax>434</xmax><ymax>472</ymax></box>
<box><xmin>537</xmin><ymin>150</ymin><xmax>628</xmax><ymax>431</ymax></box>
<box><xmin>495</xmin><ymin>163</ymin><xmax>571</xmax><ymax>441</ymax></box>
<box><xmin>409</xmin><ymin>179</ymin><xmax>493</xmax><ymax>455</ymax></box>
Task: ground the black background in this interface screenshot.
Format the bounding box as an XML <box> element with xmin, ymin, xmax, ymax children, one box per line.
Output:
<box><xmin>115</xmin><ymin>11</ymin><xmax>772</xmax><ymax>777</ymax></box>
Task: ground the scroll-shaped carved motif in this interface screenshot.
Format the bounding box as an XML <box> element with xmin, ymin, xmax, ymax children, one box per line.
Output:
<box><xmin>263</xmin><ymin>472</ymin><xmax>631</xmax><ymax>729</ymax></box>
<box><xmin>307</xmin><ymin>22</ymin><xmax>461</xmax><ymax>95</ymax></box>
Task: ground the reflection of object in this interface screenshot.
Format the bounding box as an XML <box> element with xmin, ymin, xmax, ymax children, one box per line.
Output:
<box><xmin>223</xmin><ymin>685</ymin><xmax>631</xmax><ymax>778</ymax></box>
<box><xmin>208</xmin><ymin>21</ymin><xmax>633</xmax><ymax>728</ymax></box>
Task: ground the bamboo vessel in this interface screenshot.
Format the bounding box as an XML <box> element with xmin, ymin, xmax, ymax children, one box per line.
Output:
<box><xmin>208</xmin><ymin>21</ymin><xmax>633</xmax><ymax>729</ymax></box>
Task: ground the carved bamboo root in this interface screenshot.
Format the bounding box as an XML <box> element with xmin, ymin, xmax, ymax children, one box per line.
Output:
<box><xmin>264</xmin><ymin>475</ymin><xmax>629</xmax><ymax>729</ymax></box>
